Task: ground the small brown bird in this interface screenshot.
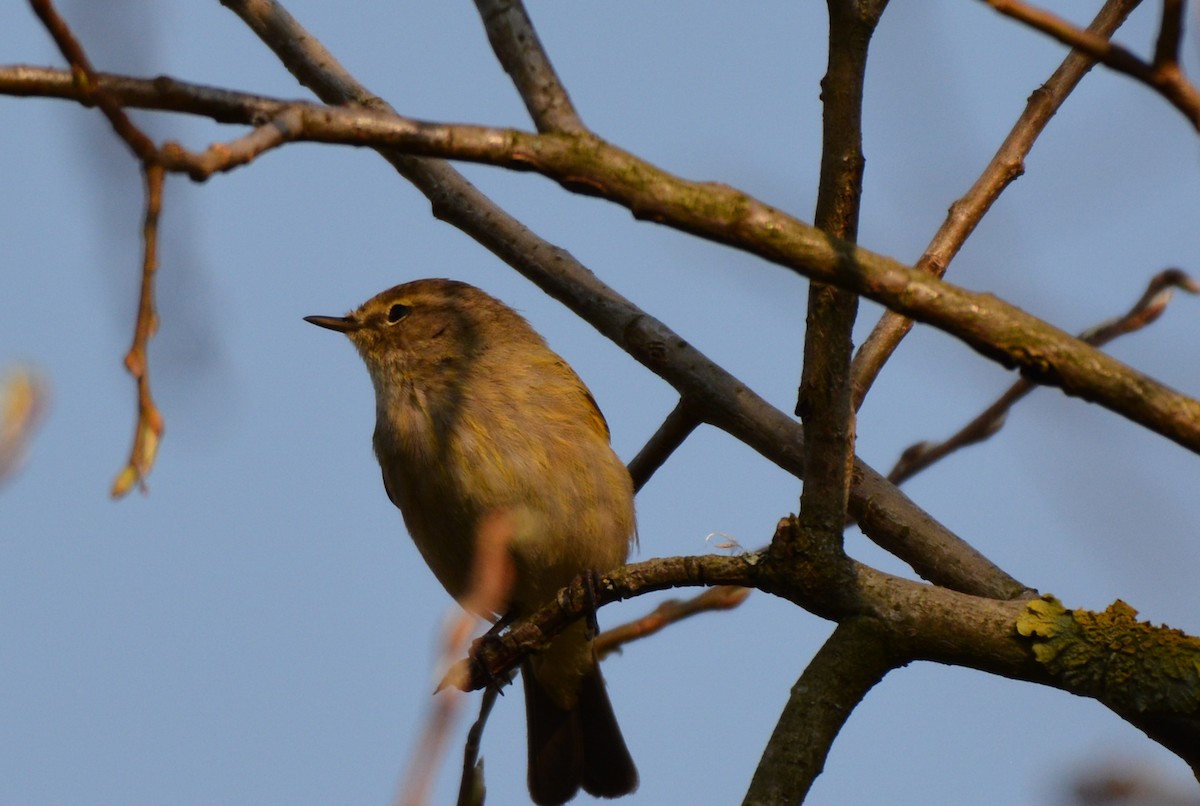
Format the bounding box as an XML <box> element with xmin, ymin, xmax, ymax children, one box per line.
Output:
<box><xmin>305</xmin><ymin>279</ymin><xmax>638</xmax><ymax>805</ymax></box>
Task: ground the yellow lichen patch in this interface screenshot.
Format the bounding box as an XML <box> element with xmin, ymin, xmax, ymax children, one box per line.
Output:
<box><xmin>1018</xmin><ymin>595</ymin><xmax>1200</xmax><ymax>714</ymax></box>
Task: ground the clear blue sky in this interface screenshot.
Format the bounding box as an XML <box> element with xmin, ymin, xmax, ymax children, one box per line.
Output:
<box><xmin>3</xmin><ymin>2</ymin><xmax>1200</xmax><ymax>804</ymax></box>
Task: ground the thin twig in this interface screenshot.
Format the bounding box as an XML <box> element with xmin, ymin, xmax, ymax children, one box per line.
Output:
<box><xmin>887</xmin><ymin>268</ymin><xmax>1200</xmax><ymax>486</ymax></box>
<box><xmin>593</xmin><ymin>585</ymin><xmax>750</xmax><ymax>659</ymax></box>
<box><xmin>160</xmin><ymin>106</ymin><xmax>305</xmax><ymax>180</ymax></box>
<box><xmin>626</xmin><ymin>398</ymin><xmax>701</xmax><ymax>493</ymax></box>
<box><xmin>851</xmin><ymin>0</ymin><xmax>1143</xmax><ymax>408</ymax></box>
<box><xmin>455</xmin><ymin>687</ymin><xmax>499</xmax><ymax>806</ymax></box>
<box><xmin>111</xmin><ymin>163</ymin><xmax>165</xmax><ymax>497</ymax></box>
<box><xmin>27</xmin><ymin>0</ymin><xmax>165</xmax><ymax>496</ymax></box>
<box><xmin>982</xmin><ymin>0</ymin><xmax>1200</xmax><ymax>130</ymax></box>
<box><xmin>27</xmin><ymin>0</ymin><xmax>156</xmax><ymax>160</ymax></box>
<box><xmin>473</xmin><ymin>0</ymin><xmax>585</xmax><ymax>134</ymax></box>
<box><xmin>27</xmin><ymin>0</ymin><xmax>306</xmax><ymax>495</ymax></box>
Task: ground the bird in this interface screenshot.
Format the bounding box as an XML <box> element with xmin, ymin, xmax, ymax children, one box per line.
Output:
<box><xmin>305</xmin><ymin>278</ymin><xmax>638</xmax><ymax>804</ymax></box>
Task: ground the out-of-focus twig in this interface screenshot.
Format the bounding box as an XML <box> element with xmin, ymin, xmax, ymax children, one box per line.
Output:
<box><xmin>852</xmin><ymin>0</ymin><xmax>1143</xmax><ymax>407</ymax></box>
<box><xmin>455</xmin><ymin>687</ymin><xmax>498</xmax><ymax>806</ymax></box>
<box><xmin>888</xmin><ymin>268</ymin><xmax>1200</xmax><ymax>485</ymax></box>
<box><xmin>982</xmin><ymin>0</ymin><xmax>1200</xmax><ymax>132</ymax></box>
<box><xmin>398</xmin><ymin>513</ymin><xmax>515</xmax><ymax>806</ymax></box>
<box><xmin>0</xmin><ymin>367</ymin><xmax>48</xmax><ymax>487</ymax></box>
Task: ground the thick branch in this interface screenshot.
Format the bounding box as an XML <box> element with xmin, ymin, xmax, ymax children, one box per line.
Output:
<box><xmin>219</xmin><ymin>0</ymin><xmax>1034</xmax><ymax>606</ymax></box>
<box><xmin>788</xmin><ymin>1</ymin><xmax>887</xmax><ymax>577</ymax></box>
<box><xmin>742</xmin><ymin>618</ymin><xmax>899</xmax><ymax>805</ymax></box>
<box><xmin>5</xmin><ymin>66</ymin><xmax>1198</xmax><ymax>455</ymax></box>
<box><xmin>457</xmin><ymin>542</ymin><xmax>1200</xmax><ymax>772</ymax></box>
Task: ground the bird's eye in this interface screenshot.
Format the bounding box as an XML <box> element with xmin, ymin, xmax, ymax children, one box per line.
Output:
<box><xmin>386</xmin><ymin>303</ymin><xmax>411</xmax><ymax>324</ymax></box>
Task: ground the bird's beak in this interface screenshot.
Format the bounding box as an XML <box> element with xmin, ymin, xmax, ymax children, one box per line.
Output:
<box><xmin>304</xmin><ymin>314</ymin><xmax>361</xmax><ymax>333</ymax></box>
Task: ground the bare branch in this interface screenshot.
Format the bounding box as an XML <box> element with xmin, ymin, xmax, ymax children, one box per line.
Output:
<box><xmin>743</xmin><ymin>618</ymin><xmax>898</xmax><ymax>805</ymax></box>
<box><xmin>626</xmin><ymin>399</ymin><xmax>701</xmax><ymax>493</ymax></box>
<box><xmin>212</xmin><ymin>0</ymin><xmax>1031</xmax><ymax>600</ymax></box>
<box><xmin>110</xmin><ymin>163</ymin><xmax>165</xmax><ymax>498</ymax></box>
<box><xmin>982</xmin><ymin>0</ymin><xmax>1200</xmax><ymax>130</ymax></box>
<box><xmin>788</xmin><ymin>1</ymin><xmax>887</xmax><ymax>576</ymax></box>
<box><xmin>593</xmin><ymin>585</ymin><xmax>751</xmax><ymax>658</ymax></box>
<box><xmin>851</xmin><ymin>0</ymin><xmax>1143</xmax><ymax>407</ymax></box>
<box><xmin>27</xmin><ymin>0</ymin><xmax>156</xmax><ymax>161</ymax></box>
<box><xmin>26</xmin><ymin>0</ymin><xmax>169</xmax><ymax>495</ymax></box>
<box><xmin>474</xmin><ymin>0</ymin><xmax>585</xmax><ymax>134</ymax></box>
<box><xmin>6</xmin><ymin>66</ymin><xmax>1199</xmax><ymax>456</ymax></box>
<box><xmin>888</xmin><ymin>268</ymin><xmax>1200</xmax><ymax>486</ymax></box>
<box><xmin>159</xmin><ymin>106</ymin><xmax>304</xmax><ymax>180</ymax></box>
<box><xmin>450</xmin><ymin>540</ymin><xmax>1200</xmax><ymax>772</ymax></box>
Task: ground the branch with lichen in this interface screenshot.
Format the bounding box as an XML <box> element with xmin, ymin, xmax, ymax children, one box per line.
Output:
<box><xmin>449</xmin><ymin>531</ymin><xmax>1200</xmax><ymax>771</ymax></box>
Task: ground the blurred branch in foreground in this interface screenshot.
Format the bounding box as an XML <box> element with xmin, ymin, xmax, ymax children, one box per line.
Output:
<box><xmin>0</xmin><ymin>367</ymin><xmax>48</xmax><ymax>488</ymax></box>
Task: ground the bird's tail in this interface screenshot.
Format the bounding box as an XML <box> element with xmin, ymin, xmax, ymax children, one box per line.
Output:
<box><xmin>523</xmin><ymin>643</ymin><xmax>637</xmax><ymax>805</ymax></box>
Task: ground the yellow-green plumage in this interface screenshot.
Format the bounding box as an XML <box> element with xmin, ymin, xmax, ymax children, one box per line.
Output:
<box><xmin>306</xmin><ymin>278</ymin><xmax>637</xmax><ymax>805</ymax></box>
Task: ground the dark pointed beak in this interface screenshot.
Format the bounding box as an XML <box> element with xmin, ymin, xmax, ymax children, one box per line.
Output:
<box><xmin>304</xmin><ymin>314</ymin><xmax>361</xmax><ymax>333</ymax></box>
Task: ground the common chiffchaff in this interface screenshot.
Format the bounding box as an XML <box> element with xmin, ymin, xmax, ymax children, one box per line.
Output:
<box><xmin>305</xmin><ymin>279</ymin><xmax>637</xmax><ymax>805</ymax></box>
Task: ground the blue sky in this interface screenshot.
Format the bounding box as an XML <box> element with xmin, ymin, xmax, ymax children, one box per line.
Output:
<box><xmin>3</xmin><ymin>2</ymin><xmax>1200</xmax><ymax>804</ymax></box>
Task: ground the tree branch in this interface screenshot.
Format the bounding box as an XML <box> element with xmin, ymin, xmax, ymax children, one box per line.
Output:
<box><xmin>593</xmin><ymin>585</ymin><xmax>751</xmax><ymax>659</ymax></box>
<box><xmin>5</xmin><ymin>66</ymin><xmax>1198</xmax><ymax>456</ymax></box>
<box><xmin>453</xmin><ymin>536</ymin><xmax>1200</xmax><ymax>772</ymax></box>
<box><xmin>0</xmin><ymin>69</ymin><xmax>1030</xmax><ymax>600</ymax></box>
<box><xmin>981</xmin><ymin>0</ymin><xmax>1200</xmax><ymax>131</ymax></box>
<box><xmin>473</xmin><ymin>0</ymin><xmax>585</xmax><ymax>134</ymax></box>
<box><xmin>850</xmin><ymin>0</ymin><xmax>1144</xmax><ymax>407</ymax></box>
<box><xmin>786</xmin><ymin>1</ymin><xmax>887</xmax><ymax>581</ymax></box>
<box><xmin>743</xmin><ymin>618</ymin><xmax>899</xmax><ymax>805</ymax></box>
<box><xmin>626</xmin><ymin>398</ymin><xmax>701</xmax><ymax>493</ymax></box>
<box><xmin>888</xmin><ymin>268</ymin><xmax>1200</xmax><ymax>485</ymax></box>
<box><xmin>211</xmin><ymin>0</ymin><xmax>1033</xmax><ymax>603</ymax></box>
